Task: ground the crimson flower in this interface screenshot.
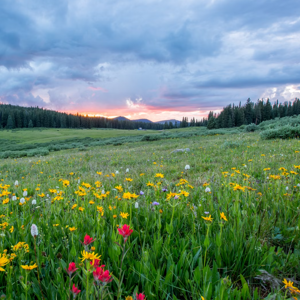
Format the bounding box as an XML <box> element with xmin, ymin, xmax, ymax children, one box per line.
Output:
<box><xmin>136</xmin><ymin>293</ymin><xmax>146</xmax><ymax>300</ymax></box>
<box><xmin>66</xmin><ymin>262</ymin><xmax>78</xmax><ymax>276</ymax></box>
<box><xmin>90</xmin><ymin>259</ymin><xmax>102</xmax><ymax>269</ymax></box>
<box><xmin>93</xmin><ymin>266</ymin><xmax>113</xmax><ymax>284</ymax></box>
<box><xmin>71</xmin><ymin>284</ymin><xmax>81</xmax><ymax>298</ymax></box>
<box><xmin>83</xmin><ymin>234</ymin><xmax>95</xmax><ymax>245</ymax></box>
<box><xmin>117</xmin><ymin>224</ymin><xmax>133</xmax><ymax>242</ymax></box>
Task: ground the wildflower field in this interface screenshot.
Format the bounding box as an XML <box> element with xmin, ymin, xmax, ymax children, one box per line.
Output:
<box><xmin>0</xmin><ymin>130</ymin><xmax>299</xmax><ymax>299</ymax></box>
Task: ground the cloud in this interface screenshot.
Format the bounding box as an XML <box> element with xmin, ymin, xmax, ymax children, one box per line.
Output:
<box><xmin>88</xmin><ymin>86</ymin><xmax>107</xmax><ymax>92</ymax></box>
<box><xmin>0</xmin><ymin>0</ymin><xmax>300</xmax><ymax>120</ymax></box>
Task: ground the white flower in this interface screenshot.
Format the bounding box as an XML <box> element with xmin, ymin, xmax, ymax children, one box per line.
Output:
<box><xmin>32</xmin><ymin>199</ymin><xmax>37</xmax><ymax>205</ymax></box>
<box><xmin>126</xmin><ymin>168</ymin><xmax>129</xmax><ymax>173</ymax></box>
<box><xmin>205</xmin><ymin>187</ymin><xmax>211</xmax><ymax>193</ymax></box>
<box><xmin>12</xmin><ymin>196</ymin><xmax>17</xmax><ymax>201</ymax></box>
<box><xmin>78</xmin><ymin>179</ymin><xmax>80</xmax><ymax>184</ymax></box>
<box><xmin>244</xmin><ymin>165</ymin><xmax>247</xmax><ymax>168</ymax></box>
<box><xmin>185</xmin><ymin>165</ymin><xmax>190</xmax><ymax>170</ymax></box>
<box><xmin>266</xmin><ymin>176</ymin><xmax>269</xmax><ymax>179</ymax></box>
<box><xmin>23</xmin><ymin>191</ymin><xmax>28</xmax><ymax>196</ymax></box>
<box><xmin>297</xmin><ymin>183</ymin><xmax>300</xmax><ymax>187</ymax></box>
<box><xmin>115</xmin><ymin>171</ymin><xmax>119</xmax><ymax>174</ymax></box>
<box><xmin>135</xmin><ymin>202</ymin><xmax>139</xmax><ymax>208</ymax></box>
<box><xmin>20</xmin><ymin>198</ymin><xmax>25</xmax><ymax>204</ymax></box>
<box><xmin>14</xmin><ymin>180</ymin><xmax>19</xmax><ymax>186</ymax></box>
<box><xmin>31</xmin><ymin>224</ymin><xmax>38</xmax><ymax>237</ymax></box>
<box><xmin>101</xmin><ymin>190</ymin><xmax>105</xmax><ymax>194</ymax></box>
<box><xmin>286</xmin><ymin>187</ymin><xmax>289</xmax><ymax>191</ymax></box>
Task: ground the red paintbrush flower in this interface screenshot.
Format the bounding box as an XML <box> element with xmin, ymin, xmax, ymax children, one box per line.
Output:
<box><xmin>136</xmin><ymin>293</ymin><xmax>146</xmax><ymax>300</ymax></box>
<box><xmin>83</xmin><ymin>234</ymin><xmax>95</xmax><ymax>245</ymax></box>
<box><xmin>71</xmin><ymin>284</ymin><xmax>81</xmax><ymax>298</ymax></box>
<box><xmin>93</xmin><ymin>266</ymin><xmax>113</xmax><ymax>284</ymax></box>
<box><xmin>90</xmin><ymin>259</ymin><xmax>102</xmax><ymax>269</ymax></box>
<box><xmin>66</xmin><ymin>262</ymin><xmax>78</xmax><ymax>276</ymax></box>
<box><xmin>117</xmin><ymin>224</ymin><xmax>133</xmax><ymax>242</ymax></box>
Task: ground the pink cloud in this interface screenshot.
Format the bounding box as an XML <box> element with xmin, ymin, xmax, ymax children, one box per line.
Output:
<box><xmin>88</xmin><ymin>86</ymin><xmax>108</xmax><ymax>92</ymax></box>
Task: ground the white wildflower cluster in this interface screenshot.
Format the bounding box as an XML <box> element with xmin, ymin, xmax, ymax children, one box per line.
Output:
<box><xmin>31</xmin><ymin>224</ymin><xmax>39</xmax><ymax>237</ymax></box>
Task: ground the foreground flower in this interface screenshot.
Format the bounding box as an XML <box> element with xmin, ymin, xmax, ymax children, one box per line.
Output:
<box><xmin>136</xmin><ymin>293</ymin><xmax>146</xmax><ymax>300</ymax></box>
<box><xmin>31</xmin><ymin>224</ymin><xmax>38</xmax><ymax>237</ymax></box>
<box><xmin>97</xmin><ymin>206</ymin><xmax>104</xmax><ymax>216</ymax></box>
<box><xmin>152</xmin><ymin>202</ymin><xmax>159</xmax><ymax>206</ymax></box>
<box><xmin>205</xmin><ymin>187</ymin><xmax>211</xmax><ymax>193</ymax></box>
<box><xmin>93</xmin><ymin>265</ymin><xmax>113</xmax><ymax>284</ymax></box>
<box><xmin>71</xmin><ymin>284</ymin><xmax>81</xmax><ymax>298</ymax></box>
<box><xmin>117</xmin><ymin>224</ymin><xmax>133</xmax><ymax>242</ymax></box>
<box><xmin>0</xmin><ymin>254</ymin><xmax>9</xmax><ymax>271</ymax></box>
<box><xmin>155</xmin><ymin>173</ymin><xmax>164</xmax><ymax>178</ymax></box>
<box><xmin>90</xmin><ymin>259</ymin><xmax>101</xmax><ymax>269</ymax></box>
<box><xmin>21</xmin><ymin>263</ymin><xmax>38</xmax><ymax>271</ymax></box>
<box><xmin>283</xmin><ymin>278</ymin><xmax>294</xmax><ymax>289</ymax></box>
<box><xmin>202</xmin><ymin>215</ymin><xmax>213</xmax><ymax>222</ymax></box>
<box><xmin>82</xmin><ymin>234</ymin><xmax>95</xmax><ymax>245</ymax></box>
<box><xmin>220</xmin><ymin>212</ymin><xmax>227</xmax><ymax>221</ymax></box>
<box><xmin>80</xmin><ymin>250</ymin><xmax>101</xmax><ymax>264</ymax></box>
<box><xmin>120</xmin><ymin>212</ymin><xmax>129</xmax><ymax>219</ymax></box>
<box><xmin>66</xmin><ymin>262</ymin><xmax>78</xmax><ymax>276</ymax></box>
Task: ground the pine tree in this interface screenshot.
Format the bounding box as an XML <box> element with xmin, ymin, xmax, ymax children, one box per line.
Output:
<box><xmin>6</xmin><ymin>115</ymin><xmax>14</xmax><ymax>129</ymax></box>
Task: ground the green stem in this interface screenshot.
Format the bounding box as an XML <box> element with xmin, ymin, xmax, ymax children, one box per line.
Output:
<box><xmin>25</xmin><ymin>272</ymin><xmax>28</xmax><ymax>300</ymax></box>
<box><xmin>203</xmin><ymin>225</ymin><xmax>210</xmax><ymax>267</ymax></box>
<box><xmin>86</xmin><ymin>262</ymin><xmax>90</xmax><ymax>300</ymax></box>
<box><xmin>34</xmin><ymin>237</ymin><xmax>45</xmax><ymax>300</ymax></box>
<box><xmin>117</xmin><ymin>243</ymin><xmax>126</xmax><ymax>299</ymax></box>
<box><xmin>129</xmin><ymin>202</ymin><xmax>132</xmax><ymax>226</ymax></box>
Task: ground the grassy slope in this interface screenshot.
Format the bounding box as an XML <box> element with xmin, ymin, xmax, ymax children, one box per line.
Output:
<box><xmin>0</xmin><ymin>128</ymin><xmax>161</xmax><ymax>144</ymax></box>
<box><xmin>0</xmin><ymin>131</ymin><xmax>299</xmax><ymax>298</ymax></box>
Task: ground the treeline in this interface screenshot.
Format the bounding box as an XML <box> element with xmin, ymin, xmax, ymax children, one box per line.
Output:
<box><xmin>0</xmin><ymin>104</ymin><xmax>164</xmax><ymax>130</ymax></box>
<box><xmin>177</xmin><ymin>117</ymin><xmax>208</xmax><ymax>128</ymax></box>
<box><xmin>206</xmin><ymin>98</ymin><xmax>300</xmax><ymax>129</ymax></box>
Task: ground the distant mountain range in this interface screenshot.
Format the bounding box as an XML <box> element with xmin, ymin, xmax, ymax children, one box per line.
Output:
<box><xmin>113</xmin><ymin>116</ymin><xmax>180</xmax><ymax>125</ymax></box>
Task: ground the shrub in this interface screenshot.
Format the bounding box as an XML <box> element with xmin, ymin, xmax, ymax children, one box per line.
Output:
<box><xmin>260</xmin><ymin>125</ymin><xmax>300</xmax><ymax>140</ymax></box>
<box><xmin>245</xmin><ymin>123</ymin><xmax>258</xmax><ymax>132</ymax></box>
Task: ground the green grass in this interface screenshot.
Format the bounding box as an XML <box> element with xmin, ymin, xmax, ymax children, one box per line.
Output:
<box><xmin>0</xmin><ymin>131</ymin><xmax>299</xmax><ymax>299</ymax></box>
<box><xmin>0</xmin><ymin>128</ymin><xmax>160</xmax><ymax>144</ymax></box>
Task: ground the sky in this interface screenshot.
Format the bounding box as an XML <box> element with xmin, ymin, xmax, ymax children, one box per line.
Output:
<box><xmin>1</xmin><ymin>0</ymin><xmax>300</xmax><ymax>122</ymax></box>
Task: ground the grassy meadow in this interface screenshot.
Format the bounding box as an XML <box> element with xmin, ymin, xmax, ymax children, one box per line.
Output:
<box><xmin>0</xmin><ymin>128</ymin><xmax>160</xmax><ymax>144</ymax></box>
<box><xmin>0</xmin><ymin>129</ymin><xmax>300</xmax><ymax>299</ymax></box>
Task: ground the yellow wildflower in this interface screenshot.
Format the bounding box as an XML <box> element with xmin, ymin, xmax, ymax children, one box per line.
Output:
<box><xmin>283</xmin><ymin>278</ymin><xmax>294</xmax><ymax>289</ymax></box>
<box><xmin>80</xmin><ymin>250</ymin><xmax>101</xmax><ymax>264</ymax></box>
<box><xmin>202</xmin><ymin>215</ymin><xmax>213</xmax><ymax>222</ymax></box>
<box><xmin>220</xmin><ymin>212</ymin><xmax>227</xmax><ymax>221</ymax></box>
<box><xmin>155</xmin><ymin>173</ymin><xmax>164</xmax><ymax>178</ymax></box>
<box><xmin>21</xmin><ymin>264</ymin><xmax>38</xmax><ymax>271</ymax></box>
<box><xmin>97</xmin><ymin>206</ymin><xmax>104</xmax><ymax>216</ymax></box>
<box><xmin>120</xmin><ymin>212</ymin><xmax>129</xmax><ymax>219</ymax></box>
